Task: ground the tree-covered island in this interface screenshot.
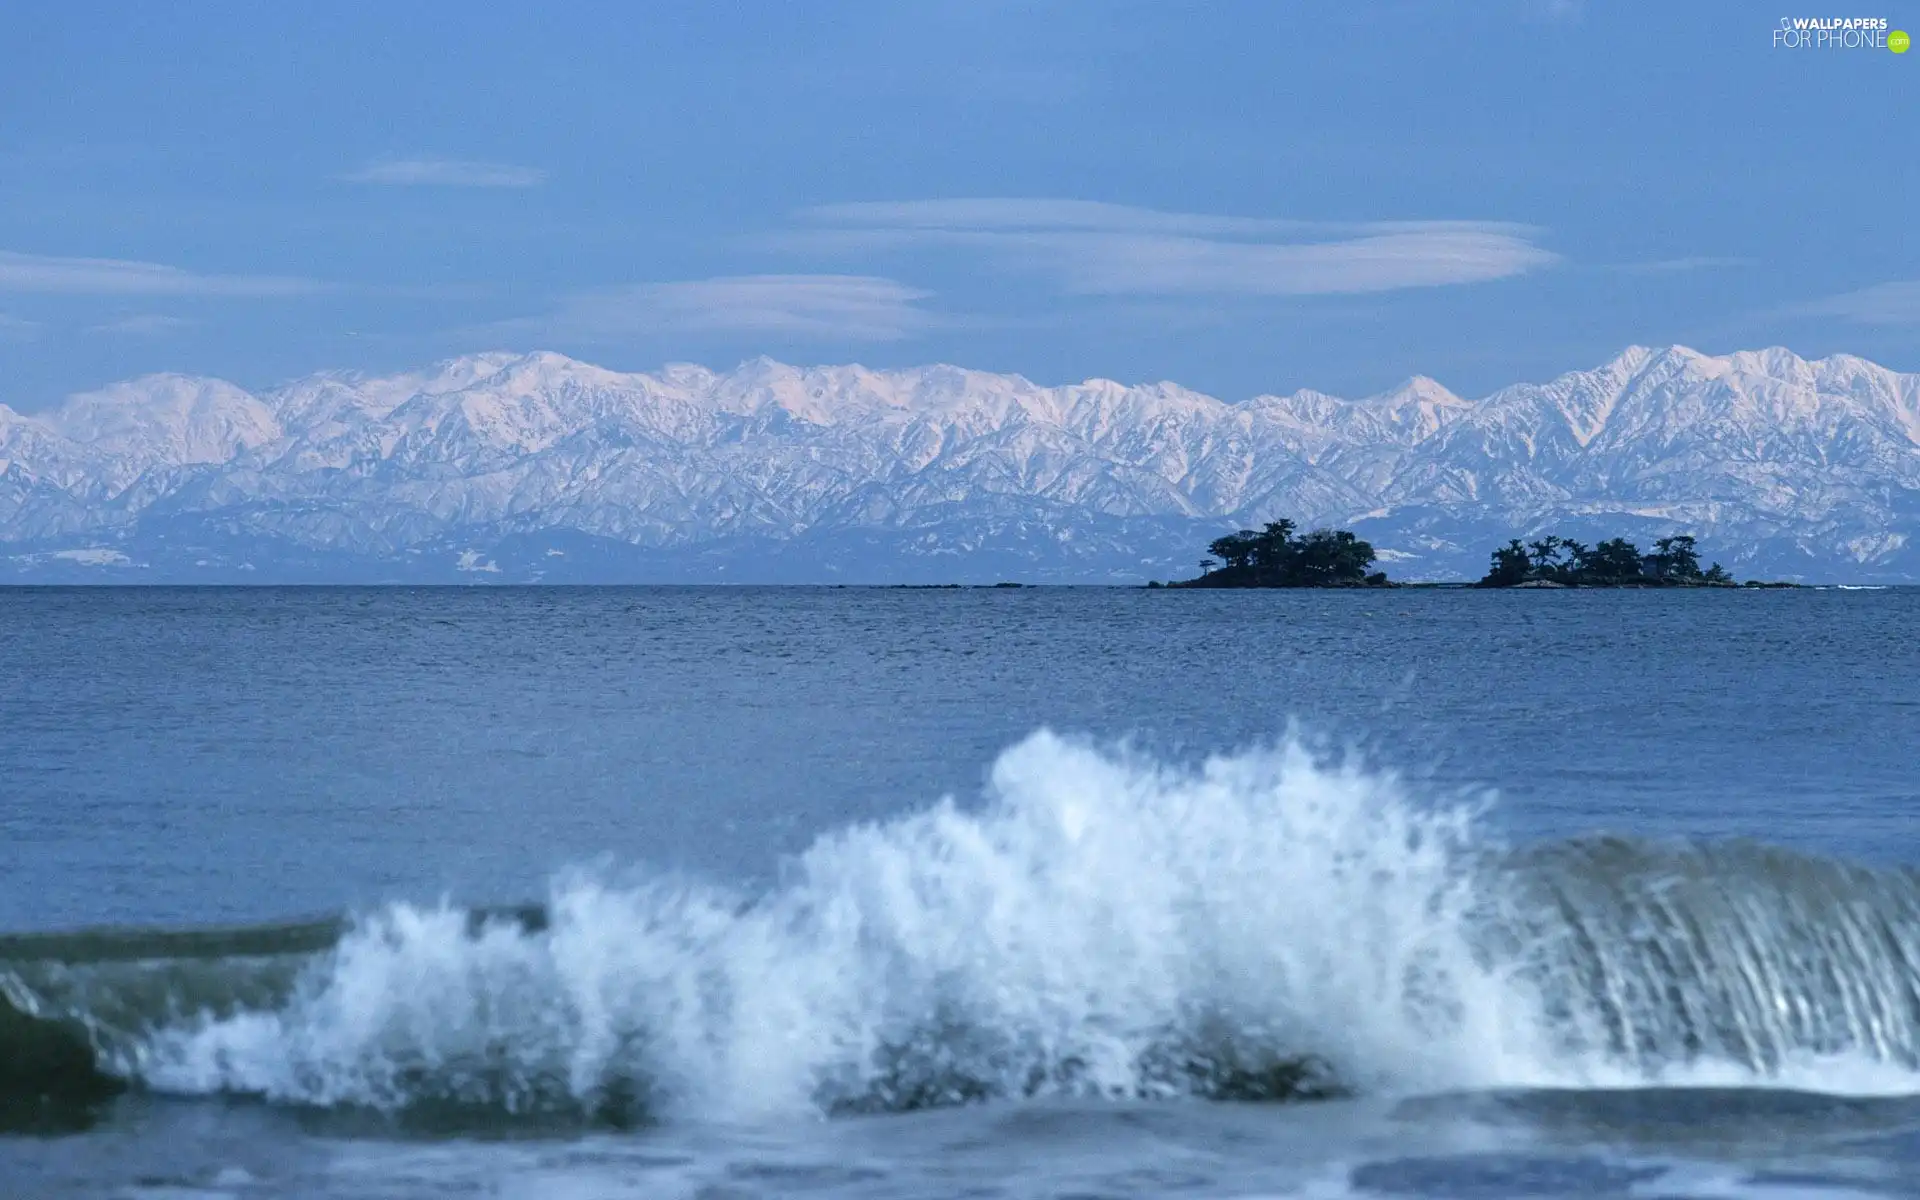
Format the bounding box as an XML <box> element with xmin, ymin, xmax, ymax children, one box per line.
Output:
<box><xmin>1158</xmin><ymin>523</ymin><xmax>1777</xmax><ymax>588</ymax></box>
<box><xmin>1172</xmin><ymin>520</ymin><xmax>1390</xmax><ymax>587</ymax></box>
<box><xmin>1477</xmin><ymin>534</ymin><xmax>1733</xmax><ymax>587</ymax></box>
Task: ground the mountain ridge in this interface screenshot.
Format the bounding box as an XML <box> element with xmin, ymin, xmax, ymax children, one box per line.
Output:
<box><xmin>3</xmin><ymin>345</ymin><xmax>1917</xmax><ymax>582</ymax></box>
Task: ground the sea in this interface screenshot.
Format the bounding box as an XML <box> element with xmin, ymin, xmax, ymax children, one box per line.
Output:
<box><xmin>1</xmin><ymin>584</ymin><xmax>1917</xmax><ymax>1199</ymax></box>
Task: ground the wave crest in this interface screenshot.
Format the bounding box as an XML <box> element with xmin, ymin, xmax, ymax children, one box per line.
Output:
<box><xmin>5</xmin><ymin>730</ymin><xmax>1918</xmax><ymax>1127</ymax></box>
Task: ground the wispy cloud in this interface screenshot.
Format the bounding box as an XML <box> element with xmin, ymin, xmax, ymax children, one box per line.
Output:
<box><xmin>1521</xmin><ymin>0</ymin><xmax>1585</xmax><ymax>23</ymax></box>
<box><xmin>1793</xmin><ymin>280</ymin><xmax>1920</xmax><ymax>325</ymax></box>
<box><xmin>513</xmin><ymin>275</ymin><xmax>936</xmax><ymax>342</ymax></box>
<box><xmin>86</xmin><ymin>313</ymin><xmax>197</xmax><ymax>336</ymax></box>
<box><xmin>0</xmin><ymin>312</ymin><xmax>43</xmax><ymax>341</ymax></box>
<box><xmin>790</xmin><ymin>199</ymin><xmax>1557</xmax><ymax>296</ymax></box>
<box><xmin>1605</xmin><ymin>256</ymin><xmax>1756</xmax><ymax>274</ymax></box>
<box><xmin>341</xmin><ymin>158</ymin><xmax>547</xmax><ymax>188</ymax></box>
<box><xmin>805</xmin><ymin>199</ymin><xmax>1327</xmax><ymax>238</ymax></box>
<box><xmin>0</xmin><ymin>250</ymin><xmax>321</xmax><ymax>297</ymax></box>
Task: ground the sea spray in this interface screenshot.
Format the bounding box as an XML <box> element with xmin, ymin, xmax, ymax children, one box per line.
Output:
<box><xmin>6</xmin><ymin>730</ymin><xmax>1919</xmax><ymax>1128</ymax></box>
<box><xmin>120</xmin><ymin>731</ymin><xmax>1530</xmax><ymax>1120</ymax></box>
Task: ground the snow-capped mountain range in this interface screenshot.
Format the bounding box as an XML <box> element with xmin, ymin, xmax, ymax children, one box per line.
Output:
<box><xmin>3</xmin><ymin>345</ymin><xmax>1917</xmax><ymax>582</ymax></box>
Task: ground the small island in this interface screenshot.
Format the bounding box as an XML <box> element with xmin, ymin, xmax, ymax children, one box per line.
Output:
<box><xmin>1476</xmin><ymin>534</ymin><xmax>1734</xmax><ymax>588</ymax></box>
<box><xmin>1148</xmin><ymin>525</ymin><xmax>1801</xmax><ymax>589</ymax></box>
<box><xmin>1169</xmin><ymin>520</ymin><xmax>1391</xmax><ymax>588</ymax></box>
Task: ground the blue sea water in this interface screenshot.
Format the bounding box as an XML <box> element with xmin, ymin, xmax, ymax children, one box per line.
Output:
<box><xmin>2</xmin><ymin>585</ymin><xmax>1918</xmax><ymax>1198</ymax></box>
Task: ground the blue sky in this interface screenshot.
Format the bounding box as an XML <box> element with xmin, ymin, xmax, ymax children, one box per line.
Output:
<box><xmin>0</xmin><ymin>1</ymin><xmax>1914</xmax><ymax>411</ymax></box>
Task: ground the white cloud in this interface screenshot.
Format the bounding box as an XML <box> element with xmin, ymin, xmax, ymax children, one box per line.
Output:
<box><xmin>802</xmin><ymin>198</ymin><xmax>1529</xmax><ymax>242</ymax></box>
<box><xmin>792</xmin><ymin>199</ymin><xmax>1556</xmax><ymax>297</ymax></box>
<box><xmin>342</xmin><ymin>158</ymin><xmax>547</xmax><ymax>188</ymax></box>
<box><xmin>1606</xmin><ymin>256</ymin><xmax>1756</xmax><ymax>274</ymax></box>
<box><xmin>1042</xmin><ymin>229</ymin><xmax>1552</xmax><ymax>296</ymax></box>
<box><xmin>1795</xmin><ymin>280</ymin><xmax>1920</xmax><ymax>325</ymax></box>
<box><xmin>527</xmin><ymin>274</ymin><xmax>936</xmax><ymax>342</ymax></box>
<box><xmin>806</xmin><ymin>199</ymin><xmax>1318</xmax><ymax>237</ymax></box>
<box><xmin>1522</xmin><ymin>0</ymin><xmax>1585</xmax><ymax>23</ymax></box>
<box><xmin>0</xmin><ymin>250</ymin><xmax>320</xmax><ymax>297</ymax></box>
<box><xmin>87</xmin><ymin>314</ymin><xmax>197</xmax><ymax>336</ymax></box>
<box><xmin>0</xmin><ymin>312</ymin><xmax>42</xmax><ymax>341</ymax></box>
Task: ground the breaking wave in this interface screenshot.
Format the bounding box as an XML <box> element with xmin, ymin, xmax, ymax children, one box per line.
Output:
<box><xmin>4</xmin><ymin>731</ymin><xmax>1918</xmax><ymax>1131</ymax></box>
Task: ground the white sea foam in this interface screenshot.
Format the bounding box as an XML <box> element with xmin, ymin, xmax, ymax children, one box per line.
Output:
<box><xmin>128</xmin><ymin>731</ymin><xmax>1920</xmax><ymax>1121</ymax></box>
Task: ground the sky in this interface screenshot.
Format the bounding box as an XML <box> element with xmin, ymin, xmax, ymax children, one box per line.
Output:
<box><xmin>0</xmin><ymin>1</ymin><xmax>1915</xmax><ymax>412</ymax></box>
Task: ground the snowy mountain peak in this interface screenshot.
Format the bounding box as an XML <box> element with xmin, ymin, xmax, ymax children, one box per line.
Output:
<box><xmin>3</xmin><ymin>346</ymin><xmax>1917</xmax><ymax>582</ymax></box>
<box><xmin>45</xmin><ymin>374</ymin><xmax>280</xmax><ymax>471</ymax></box>
<box><xmin>1603</xmin><ymin>344</ymin><xmax>1672</xmax><ymax>375</ymax></box>
<box><xmin>1374</xmin><ymin>375</ymin><xmax>1462</xmax><ymax>404</ymax></box>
